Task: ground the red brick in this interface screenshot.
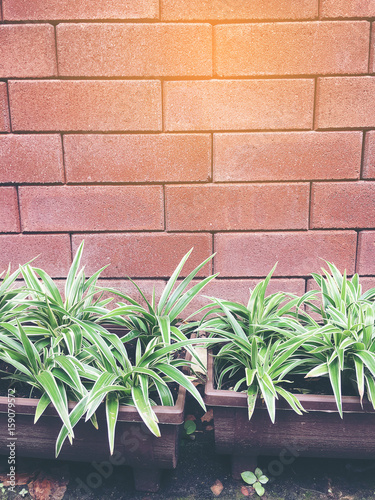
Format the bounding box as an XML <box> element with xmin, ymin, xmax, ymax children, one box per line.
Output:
<box><xmin>19</xmin><ymin>186</ymin><xmax>164</xmax><ymax>232</ymax></box>
<box><xmin>0</xmin><ymin>234</ymin><xmax>71</xmax><ymax>277</ymax></box>
<box><xmin>164</xmin><ymin>80</ymin><xmax>314</xmax><ymax>131</ymax></box>
<box><xmin>97</xmin><ymin>279</ymin><xmax>166</xmax><ymax>310</ymax></box>
<box><xmin>364</xmin><ymin>131</ymin><xmax>375</xmax><ymax>179</ymax></box>
<box><xmin>9</xmin><ymin>80</ymin><xmax>161</xmax><ymax>132</ymax></box>
<box><xmin>357</xmin><ymin>231</ymin><xmax>375</xmax><ymax>275</ymax></box>
<box><xmin>57</xmin><ymin>24</ymin><xmax>212</xmax><ymax>78</ymax></box>
<box><xmin>215</xmin><ymin>231</ymin><xmax>357</xmax><ymax>277</ymax></box>
<box><xmin>0</xmin><ymin>134</ymin><xmax>63</xmax><ymax>183</ymax></box>
<box><xmin>359</xmin><ymin>277</ymin><xmax>375</xmax><ymax>290</ymax></box>
<box><xmin>215</xmin><ymin>22</ymin><xmax>369</xmax><ymax>77</ymax></box>
<box><xmin>370</xmin><ymin>24</ymin><xmax>375</xmax><ymax>74</ymax></box>
<box><xmin>0</xmin><ymin>187</ymin><xmax>20</xmax><ymax>233</ymax></box>
<box><xmin>311</xmin><ymin>181</ymin><xmax>375</xmax><ymax>229</ymax></box>
<box><xmin>64</xmin><ymin>134</ymin><xmax>211</xmax><ymax>183</ymax></box>
<box><xmin>162</xmin><ymin>0</ymin><xmax>318</xmax><ymax>21</ymax></box>
<box><xmin>166</xmin><ymin>184</ymin><xmax>309</xmax><ymax>231</ymax></box>
<box><xmin>3</xmin><ymin>0</ymin><xmax>158</xmax><ymax>20</ymax></box>
<box><xmin>182</xmin><ymin>278</ymin><xmax>306</xmax><ymax>318</ymax></box>
<box><xmin>321</xmin><ymin>0</ymin><xmax>375</xmax><ymax>18</ymax></box>
<box><xmin>316</xmin><ymin>77</ymin><xmax>375</xmax><ymax>129</ymax></box>
<box><xmin>0</xmin><ymin>24</ymin><xmax>56</xmax><ymax>78</ymax></box>
<box><xmin>214</xmin><ymin>132</ymin><xmax>362</xmax><ymax>182</ymax></box>
<box><xmin>71</xmin><ymin>233</ymin><xmax>213</xmax><ymax>278</ymax></box>
<box><xmin>0</xmin><ymin>83</ymin><xmax>9</xmax><ymax>132</ymax></box>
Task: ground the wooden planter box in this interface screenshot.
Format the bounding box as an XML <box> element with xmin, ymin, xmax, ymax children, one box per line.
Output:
<box><xmin>0</xmin><ymin>327</ymin><xmax>187</xmax><ymax>492</ymax></box>
<box><xmin>205</xmin><ymin>353</ymin><xmax>375</xmax><ymax>479</ymax></box>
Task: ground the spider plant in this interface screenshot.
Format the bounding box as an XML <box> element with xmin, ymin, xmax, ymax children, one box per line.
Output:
<box><xmin>99</xmin><ymin>248</ymin><xmax>218</xmax><ymax>349</ymax></box>
<box><xmin>298</xmin><ymin>262</ymin><xmax>375</xmax><ymax>416</ymax></box>
<box><xmin>199</xmin><ymin>266</ymin><xmax>307</xmax><ymax>422</ymax></box>
<box><xmin>15</xmin><ymin>241</ymin><xmax>116</xmax><ymax>356</ymax></box>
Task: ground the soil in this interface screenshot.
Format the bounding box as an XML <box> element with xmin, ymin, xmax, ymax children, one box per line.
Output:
<box><xmin>1</xmin><ymin>388</ymin><xmax>375</xmax><ymax>500</ymax></box>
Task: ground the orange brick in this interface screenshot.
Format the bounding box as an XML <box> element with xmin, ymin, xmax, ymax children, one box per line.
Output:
<box><xmin>164</xmin><ymin>80</ymin><xmax>314</xmax><ymax>131</ymax></box>
<box><xmin>162</xmin><ymin>0</ymin><xmax>318</xmax><ymax>21</ymax></box>
<box><xmin>166</xmin><ymin>184</ymin><xmax>309</xmax><ymax>231</ymax></box>
<box><xmin>0</xmin><ymin>24</ymin><xmax>56</xmax><ymax>78</ymax></box>
<box><xmin>20</xmin><ymin>186</ymin><xmax>164</xmax><ymax>232</ymax></box>
<box><xmin>311</xmin><ymin>181</ymin><xmax>375</xmax><ymax>229</ymax></box>
<box><xmin>0</xmin><ymin>134</ymin><xmax>64</xmax><ymax>183</ymax></box>
<box><xmin>71</xmin><ymin>233</ymin><xmax>213</xmax><ymax>278</ymax></box>
<box><xmin>357</xmin><ymin>231</ymin><xmax>375</xmax><ymax>275</ymax></box>
<box><xmin>0</xmin><ymin>234</ymin><xmax>71</xmax><ymax>276</ymax></box>
<box><xmin>0</xmin><ymin>83</ymin><xmax>10</xmax><ymax>132</ymax></box>
<box><xmin>370</xmin><ymin>24</ymin><xmax>375</xmax><ymax>74</ymax></box>
<box><xmin>64</xmin><ymin>134</ymin><xmax>211</xmax><ymax>183</ymax></box>
<box><xmin>9</xmin><ymin>80</ymin><xmax>161</xmax><ymax>132</ymax></box>
<box><xmin>3</xmin><ymin>0</ymin><xmax>158</xmax><ymax>20</ymax></box>
<box><xmin>0</xmin><ymin>187</ymin><xmax>20</xmax><ymax>233</ymax></box>
<box><xmin>214</xmin><ymin>132</ymin><xmax>362</xmax><ymax>181</ymax></box>
<box><xmin>316</xmin><ymin>77</ymin><xmax>375</xmax><ymax>129</ymax></box>
<box><xmin>215</xmin><ymin>22</ymin><xmax>369</xmax><ymax>77</ymax></box>
<box><xmin>57</xmin><ymin>24</ymin><xmax>212</xmax><ymax>77</ymax></box>
<box><xmin>182</xmin><ymin>278</ymin><xmax>306</xmax><ymax>318</ymax></box>
<box><xmin>364</xmin><ymin>131</ymin><xmax>375</xmax><ymax>179</ymax></box>
<box><xmin>97</xmin><ymin>279</ymin><xmax>166</xmax><ymax>310</ymax></box>
<box><xmin>321</xmin><ymin>0</ymin><xmax>375</xmax><ymax>18</ymax></box>
<box><xmin>215</xmin><ymin>231</ymin><xmax>357</xmax><ymax>277</ymax></box>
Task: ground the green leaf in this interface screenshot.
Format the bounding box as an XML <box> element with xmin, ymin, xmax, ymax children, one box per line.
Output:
<box><xmin>35</xmin><ymin>371</ymin><xmax>74</xmax><ymax>438</ymax></box>
<box><xmin>254</xmin><ymin>482</ymin><xmax>265</xmax><ymax>496</ymax></box>
<box><xmin>34</xmin><ymin>393</ymin><xmax>51</xmax><ymax>423</ymax></box>
<box><xmin>258</xmin><ymin>475</ymin><xmax>269</xmax><ymax>485</ymax></box>
<box><xmin>154</xmin><ymin>362</ymin><xmax>206</xmax><ymax>411</ymax></box>
<box><xmin>106</xmin><ymin>393</ymin><xmax>119</xmax><ymax>455</ymax></box>
<box><xmin>184</xmin><ymin>420</ymin><xmax>196</xmax><ymax>435</ymax></box>
<box><xmin>55</xmin><ymin>395</ymin><xmax>89</xmax><ymax>457</ymax></box>
<box><xmin>241</xmin><ymin>471</ymin><xmax>256</xmax><ymax>485</ymax></box>
<box><xmin>255</xmin><ymin>468</ymin><xmax>263</xmax><ymax>478</ymax></box>
<box><xmin>157</xmin><ymin>248</ymin><xmax>193</xmax><ymax>315</ymax></box>
<box><xmin>157</xmin><ymin>315</ymin><xmax>171</xmax><ymax>345</ymax></box>
<box><xmin>131</xmin><ymin>385</ymin><xmax>160</xmax><ymax>437</ymax></box>
<box><xmin>328</xmin><ymin>356</ymin><xmax>342</xmax><ymax>418</ymax></box>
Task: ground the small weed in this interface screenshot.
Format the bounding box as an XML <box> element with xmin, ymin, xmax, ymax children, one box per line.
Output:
<box><xmin>241</xmin><ymin>468</ymin><xmax>269</xmax><ymax>497</ymax></box>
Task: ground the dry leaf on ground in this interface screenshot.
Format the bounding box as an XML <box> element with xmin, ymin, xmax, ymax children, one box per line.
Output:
<box><xmin>28</xmin><ymin>467</ymin><xmax>69</xmax><ymax>500</ymax></box>
<box><xmin>210</xmin><ymin>479</ymin><xmax>224</xmax><ymax>496</ymax></box>
<box><xmin>201</xmin><ymin>409</ymin><xmax>213</xmax><ymax>423</ymax></box>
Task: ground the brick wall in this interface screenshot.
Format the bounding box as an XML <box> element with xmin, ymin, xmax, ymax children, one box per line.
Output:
<box><xmin>1</xmin><ymin>0</ymin><xmax>375</xmax><ymax>301</ymax></box>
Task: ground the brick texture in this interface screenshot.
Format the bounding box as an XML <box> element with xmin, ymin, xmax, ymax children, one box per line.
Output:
<box><xmin>0</xmin><ymin>234</ymin><xmax>71</xmax><ymax>276</ymax></box>
<box><xmin>364</xmin><ymin>131</ymin><xmax>375</xmax><ymax>179</ymax></box>
<box><xmin>357</xmin><ymin>231</ymin><xmax>375</xmax><ymax>275</ymax></box>
<box><xmin>316</xmin><ymin>77</ymin><xmax>375</xmax><ymax>129</ymax></box>
<box><xmin>215</xmin><ymin>232</ymin><xmax>357</xmax><ymax>277</ymax></box>
<box><xmin>164</xmin><ymin>80</ymin><xmax>314</xmax><ymax>131</ymax></box>
<box><xmin>97</xmin><ymin>279</ymin><xmax>166</xmax><ymax>310</ymax></box>
<box><xmin>0</xmin><ymin>24</ymin><xmax>56</xmax><ymax>78</ymax></box>
<box><xmin>0</xmin><ymin>83</ymin><xmax>10</xmax><ymax>132</ymax></box>
<box><xmin>19</xmin><ymin>186</ymin><xmax>164</xmax><ymax>232</ymax></box>
<box><xmin>0</xmin><ymin>135</ymin><xmax>64</xmax><ymax>183</ymax></box>
<box><xmin>214</xmin><ymin>132</ymin><xmax>362</xmax><ymax>182</ymax></box>
<box><xmin>215</xmin><ymin>22</ymin><xmax>369</xmax><ymax>77</ymax></box>
<box><xmin>9</xmin><ymin>80</ymin><xmax>161</xmax><ymax>132</ymax></box>
<box><xmin>0</xmin><ymin>187</ymin><xmax>20</xmax><ymax>233</ymax></box>
<box><xmin>72</xmin><ymin>233</ymin><xmax>213</xmax><ymax>278</ymax></box>
<box><xmin>321</xmin><ymin>0</ymin><xmax>375</xmax><ymax>18</ymax></box>
<box><xmin>1</xmin><ymin>1</ymin><xmax>375</xmax><ymax>285</ymax></box>
<box><xmin>162</xmin><ymin>0</ymin><xmax>318</xmax><ymax>21</ymax></box>
<box><xmin>166</xmin><ymin>184</ymin><xmax>309</xmax><ymax>231</ymax></box>
<box><xmin>311</xmin><ymin>182</ymin><xmax>375</xmax><ymax>229</ymax></box>
<box><xmin>64</xmin><ymin>134</ymin><xmax>211</xmax><ymax>183</ymax></box>
<box><xmin>2</xmin><ymin>0</ymin><xmax>158</xmax><ymax>20</ymax></box>
<box><xmin>183</xmin><ymin>278</ymin><xmax>306</xmax><ymax>318</ymax></box>
<box><xmin>57</xmin><ymin>24</ymin><xmax>212</xmax><ymax>77</ymax></box>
